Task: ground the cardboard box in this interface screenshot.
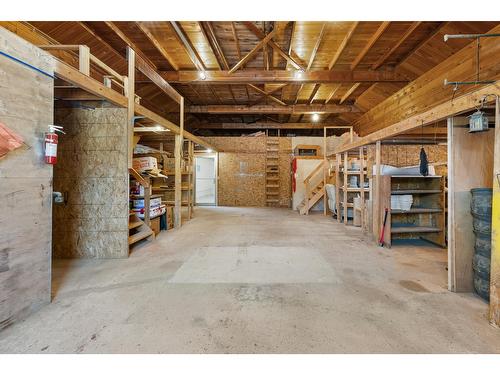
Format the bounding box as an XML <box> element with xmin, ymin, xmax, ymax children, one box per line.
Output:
<box><xmin>133</xmin><ymin>157</ymin><xmax>158</xmax><ymax>172</ymax></box>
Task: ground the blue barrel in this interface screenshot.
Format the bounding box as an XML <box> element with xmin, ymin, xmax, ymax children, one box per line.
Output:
<box><xmin>470</xmin><ymin>188</ymin><xmax>492</xmax><ymax>301</ymax></box>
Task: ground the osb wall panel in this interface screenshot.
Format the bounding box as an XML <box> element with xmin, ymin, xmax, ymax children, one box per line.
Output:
<box><xmin>202</xmin><ymin>136</ymin><xmax>293</xmax><ymax>207</ymax></box>
<box><xmin>53</xmin><ymin>106</ymin><xmax>128</xmax><ymax>258</ymax></box>
<box><xmin>366</xmin><ymin>144</ymin><xmax>447</xmax><ymax>178</ymax></box>
<box><xmin>0</xmin><ymin>28</ymin><xmax>54</xmax><ymax>330</ymax></box>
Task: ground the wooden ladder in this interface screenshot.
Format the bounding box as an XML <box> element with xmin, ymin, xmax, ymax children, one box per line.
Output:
<box><xmin>265</xmin><ymin>136</ymin><xmax>280</xmax><ymax>207</ymax></box>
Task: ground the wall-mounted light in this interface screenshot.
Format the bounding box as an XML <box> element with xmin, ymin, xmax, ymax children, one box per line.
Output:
<box><xmin>199</xmin><ymin>71</ymin><xmax>207</xmax><ymax>80</ymax></box>
<box><xmin>312</xmin><ymin>113</ymin><xmax>319</xmax><ymax>122</ymax></box>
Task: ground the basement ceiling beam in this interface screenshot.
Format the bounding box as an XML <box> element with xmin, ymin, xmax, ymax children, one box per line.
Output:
<box><xmin>328</xmin><ymin>22</ymin><xmax>358</xmax><ymax>70</ymax></box>
<box><xmin>170</xmin><ymin>21</ymin><xmax>206</xmax><ymax>71</ymax></box>
<box><xmin>192</xmin><ymin>122</ymin><xmax>342</xmax><ymax>129</ymax></box>
<box><xmin>229</xmin><ymin>30</ymin><xmax>276</xmax><ymax>73</ymax></box>
<box><xmin>185</xmin><ymin>104</ymin><xmax>361</xmax><ymax>114</ymax></box>
<box><xmin>161</xmin><ymin>69</ymin><xmax>408</xmax><ymax>84</ymax></box>
<box><xmin>136</xmin><ymin>22</ymin><xmax>180</xmax><ymax>71</ymax></box>
<box><xmin>351</xmin><ymin>21</ymin><xmax>390</xmax><ymax>70</ymax></box>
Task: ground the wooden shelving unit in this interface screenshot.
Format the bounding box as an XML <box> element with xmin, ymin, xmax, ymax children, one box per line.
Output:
<box><xmin>335</xmin><ymin>147</ymin><xmax>369</xmax><ymax>226</ymax></box>
<box><xmin>378</xmin><ymin>175</ymin><xmax>446</xmax><ymax>247</ymax></box>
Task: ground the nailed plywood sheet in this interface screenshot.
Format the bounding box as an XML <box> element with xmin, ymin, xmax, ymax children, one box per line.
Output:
<box><xmin>202</xmin><ymin>136</ymin><xmax>293</xmax><ymax>207</ymax></box>
<box><xmin>0</xmin><ymin>28</ymin><xmax>54</xmax><ymax>330</ymax></box>
<box><xmin>53</xmin><ymin>106</ymin><xmax>129</xmax><ymax>258</ymax></box>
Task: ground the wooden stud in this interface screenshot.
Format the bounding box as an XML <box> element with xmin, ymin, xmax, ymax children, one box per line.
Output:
<box><xmin>336</xmin><ymin>153</ymin><xmax>341</xmax><ymax>222</ymax></box>
<box><xmin>174</xmin><ymin>97</ymin><xmax>185</xmax><ymax>229</ymax></box>
<box><xmin>373</xmin><ymin>141</ymin><xmax>381</xmax><ymax>240</ymax></box>
<box><xmin>490</xmin><ymin>96</ymin><xmax>500</xmax><ymax>326</ymax></box>
<box><xmin>78</xmin><ymin>45</ymin><xmax>90</xmax><ymax>76</ymax></box>
<box><xmin>343</xmin><ymin>151</ymin><xmax>348</xmax><ymax>224</ymax></box>
<box><xmin>126</xmin><ymin>47</ymin><xmax>135</xmax><ymax>169</ymax></box>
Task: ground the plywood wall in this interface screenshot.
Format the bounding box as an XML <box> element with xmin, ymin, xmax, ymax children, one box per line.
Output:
<box><xmin>202</xmin><ymin>136</ymin><xmax>293</xmax><ymax>207</ymax></box>
<box><xmin>53</xmin><ymin>105</ymin><xmax>129</xmax><ymax>258</ymax></box>
<box><xmin>0</xmin><ymin>28</ymin><xmax>54</xmax><ymax>330</ymax></box>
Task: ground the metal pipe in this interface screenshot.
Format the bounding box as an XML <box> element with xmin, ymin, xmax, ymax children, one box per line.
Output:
<box><xmin>444</xmin><ymin>79</ymin><xmax>495</xmax><ymax>87</ymax></box>
<box><xmin>444</xmin><ymin>33</ymin><xmax>500</xmax><ymax>41</ymax></box>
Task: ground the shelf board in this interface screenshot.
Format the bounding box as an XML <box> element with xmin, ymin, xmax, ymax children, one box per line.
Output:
<box><xmin>391</xmin><ymin>208</ymin><xmax>442</xmax><ymax>214</ymax></box>
<box><xmin>390</xmin><ymin>175</ymin><xmax>442</xmax><ymax>178</ymax></box>
<box><xmin>391</xmin><ymin>190</ymin><xmax>442</xmax><ymax>194</ymax></box>
<box><xmin>130</xmin><ymin>194</ymin><xmax>163</xmax><ymax>199</ymax></box>
<box><xmin>391</xmin><ymin>226</ymin><xmax>442</xmax><ymax>234</ymax></box>
<box><xmin>340</xmin><ymin>186</ymin><xmax>370</xmax><ymax>192</ymax></box>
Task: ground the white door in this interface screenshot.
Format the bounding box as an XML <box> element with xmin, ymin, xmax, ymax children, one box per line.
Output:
<box><xmin>195</xmin><ymin>156</ymin><xmax>216</xmax><ymax>205</ymax></box>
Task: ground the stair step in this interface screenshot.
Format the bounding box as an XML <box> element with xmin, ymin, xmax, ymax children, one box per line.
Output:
<box><xmin>128</xmin><ymin>230</ymin><xmax>153</xmax><ymax>245</ymax></box>
<box><xmin>266</xmin><ymin>155</ymin><xmax>279</xmax><ymax>159</ymax></box>
<box><xmin>128</xmin><ymin>221</ymin><xmax>142</xmax><ymax>230</ymax></box>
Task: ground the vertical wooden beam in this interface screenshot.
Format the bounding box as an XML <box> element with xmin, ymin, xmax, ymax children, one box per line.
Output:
<box><xmin>490</xmin><ymin>96</ymin><xmax>500</xmax><ymax>327</ymax></box>
<box><xmin>373</xmin><ymin>140</ymin><xmax>381</xmax><ymax>240</ymax></box>
<box><xmin>335</xmin><ymin>153</ymin><xmax>341</xmax><ymax>222</ymax></box>
<box><xmin>174</xmin><ymin>97</ymin><xmax>185</xmax><ymax>229</ymax></box>
<box><xmin>187</xmin><ymin>140</ymin><xmax>194</xmax><ymax>220</ymax></box>
<box><xmin>343</xmin><ymin>151</ymin><xmax>348</xmax><ymax>225</ymax></box>
<box><xmin>144</xmin><ymin>176</ymin><xmax>151</xmax><ymax>227</ymax></box>
<box><xmin>447</xmin><ymin>117</ymin><xmax>456</xmax><ymax>291</ymax></box>
<box><xmin>359</xmin><ymin>146</ymin><xmax>365</xmax><ymax>229</ymax></box>
<box><xmin>78</xmin><ymin>45</ymin><xmax>90</xmax><ymax>76</ymax></box>
<box><xmin>323</xmin><ymin>126</ymin><xmax>328</xmax><ymax>216</ymax></box>
<box><xmin>126</xmin><ymin>47</ymin><xmax>135</xmax><ymax>169</ymax></box>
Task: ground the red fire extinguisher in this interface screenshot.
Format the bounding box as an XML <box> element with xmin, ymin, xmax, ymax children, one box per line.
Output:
<box><xmin>44</xmin><ymin>125</ymin><xmax>65</xmax><ymax>165</ymax></box>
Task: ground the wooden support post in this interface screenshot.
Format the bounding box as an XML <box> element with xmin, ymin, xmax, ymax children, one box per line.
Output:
<box><xmin>323</xmin><ymin>127</ymin><xmax>328</xmax><ymax>216</ymax></box>
<box><xmin>490</xmin><ymin>96</ymin><xmax>500</xmax><ymax>327</ymax></box>
<box><xmin>336</xmin><ymin>153</ymin><xmax>341</xmax><ymax>222</ymax></box>
<box><xmin>144</xmin><ymin>176</ymin><xmax>151</xmax><ymax>227</ymax></box>
<box><xmin>373</xmin><ymin>141</ymin><xmax>381</xmax><ymax>240</ymax></box>
<box><xmin>187</xmin><ymin>140</ymin><xmax>194</xmax><ymax>220</ymax></box>
<box><xmin>359</xmin><ymin>146</ymin><xmax>365</xmax><ymax>229</ymax></box>
<box><xmin>174</xmin><ymin>97</ymin><xmax>185</xmax><ymax>229</ymax></box>
<box><xmin>126</xmin><ymin>47</ymin><xmax>135</xmax><ymax>170</ymax></box>
<box><xmin>343</xmin><ymin>151</ymin><xmax>348</xmax><ymax>225</ymax></box>
<box><xmin>78</xmin><ymin>45</ymin><xmax>90</xmax><ymax>76</ymax></box>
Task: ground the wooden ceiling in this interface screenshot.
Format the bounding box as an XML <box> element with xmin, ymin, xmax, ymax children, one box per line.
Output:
<box><xmin>25</xmin><ymin>21</ymin><xmax>500</xmax><ymax>135</ymax></box>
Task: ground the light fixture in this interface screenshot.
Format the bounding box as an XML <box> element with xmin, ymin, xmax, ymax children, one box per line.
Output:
<box><xmin>294</xmin><ymin>70</ymin><xmax>304</xmax><ymax>80</ymax></box>
<box><xmin>155</xmin><ymin>125</ymin><xmax>163</xmax><ymax>131</ymax></box>
<box><xmin>312</xmin><ymin>113</ymin><xmax>319</xmax><ymax>122</ymax></box>
<box><xmin>199</xmin><ymin>71</ymin><xmax>206</xmax><ymax>80</ymax></box>
<box><xmin>206</xmin><ymin>148</ymin><xmax>213</xmax><ymax>153</ymax></box>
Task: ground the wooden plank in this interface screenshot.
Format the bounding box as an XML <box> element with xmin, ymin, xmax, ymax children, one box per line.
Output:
<box><xmin>78</xmin><ymin>45</ymin><xmax>90</xmax><ymax>75</ymax></box>
<box><xmin>174</xmin><ymin>97</ymin><xmax>184</xmax><ymax>229</ymax></box>
<box><xmin>490</xmin><ymin>97</ymin><xmax>500</xmax><ymax>326</ymax></box>
<box><xmin>371</xmin><ymin>22</ymin><xmax>421</xmax><ymax>70</ymax></box>
<box><xmin>351</xmin><ymin>22</ymin><xmax>390</xmax><ymax>70</ymax></box>
<box><xmin>126</xmin><ymin>47</ymin><xmax>135</xmax><ymax>169</ymax></box>
<box><xmin>339</xmin><ymin>83</ymin><xmax>361</xmax><ymax>104</ymax></box>
<box><xmin>333</xmin><ymin>81</ymin><xmax>500</xmax><ymax>154</ymax></box>
<box><xmin>229</xmin><ymin>30</ymin><xmax>276</xmax><ymax>73</ymax></box>
<box><xmin>373</xmin><ymin>141</ymin><xmax>381</xmax><ymax>240</ymax></box>
<box><xmin>328</xmin><ymin>22</ymin><xmax>358</xmax><ymax>70</ymax></box>
<box><xmin>247</xmin><ymin>84</ymin><xmax>287</xmax><ymax>106</ymax></box>
<box><xmin>186</xmin><ymin>103</ymin><xmax>361</xmax><ymax>114</ymax></box>
<box><xmin>192</xmin><ymin>122</ymin><xmax>347</xmax><ymax>130</ymax></box>
<box><xmin>136</xmin><ymin>22</ymin><xmax>180</xmax><ymax>71</ymax></box>
<box><xmin>448</xmin><ymin>117</ymin><xmax>495</xmax><ymax>292</ymax></box>
<box><xmin>170</xmin><ymin>21</ymin><xmax>206</xmax><ymax>71</ymax></box>
<box><xmin>343</xmin><ymin>152</ymin><xmax>348</xmax><ymax>224</ymax></box>
<box><xmin>161</xmin><ymin>69</ymin><xmax>408</xmax><ymax>84</ymax></box>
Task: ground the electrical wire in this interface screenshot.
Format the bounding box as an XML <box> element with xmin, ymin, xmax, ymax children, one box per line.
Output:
<box><xmin>0</xmin><ymin>49</ymin><xmax>55</xmax><ymax>79</ymax></box>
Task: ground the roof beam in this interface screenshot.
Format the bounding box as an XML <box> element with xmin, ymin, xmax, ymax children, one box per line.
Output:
<box><xmin>192</xmin><ymin>122</ymin><xmax>342</xmax><ymax>129</ymax></box>
<box><xmin>328</xmin><ymin>22</ymin><xmax>358</xmax><ymax>70</ymax></box>
<box><xmin>339</xmin><ymin>83</ymin><xmax>361</xmax><ymax>104</ymax></box>
<box><xmin>350</xmin><ymin>21</ymin><xmax>390</xmax><ymax>70</ymax></box>
<box><xmin>185</xmin><ymin>104</ymin><xmax>361</xmax><ymax>114</ymax></box>
<box><xmin>161</xmin><ymin>69</ymin><xmax>408</xmax><ymax>84</ymax></box>
<box><xmin>136</xmin><ymin>22</ymin><xmax>180</xmax><ymax>71</ymax></box>
<box><xmin>200</xmin><ymin>21</ymin><xmax>229</xmax><ymax>70</ymax></box>
<box><xmin>229</xmin><ymin>30</ymin><xmax>276</xmax><ymax>73</ymax></box>
<box><xmin>170</xmin><ymin>21</ymin><xmax>206</xmax><ymax>71</ymax></box>
<box><xmin>243</xmin><ymin>21</ymin><xmax>305</xmax><ymax>71</ymax></box>
<box><xmin>231</xmin><ymin>22</ymin><xmax>242</xmax><ymax>60</ymax></box>
<box><xmin>371</xmin><ymin>22</ymin><xmax>421</xmax><ymax>70</ymax></box>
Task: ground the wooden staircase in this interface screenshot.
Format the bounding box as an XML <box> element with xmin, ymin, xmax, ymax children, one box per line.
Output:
<box><xmin>297</xmin><ymin>160</ymin><xmax>330</xmax><ymax>215</ymax></box>
<box><xmin>265</xmin><ymin>136</ymin><xmax>280</xmax><ymax>207</ymax></box>
<box><xmin>128</xmin><ymin>211</ymin><xmax>154</xmax><ymax>245</ymax></box>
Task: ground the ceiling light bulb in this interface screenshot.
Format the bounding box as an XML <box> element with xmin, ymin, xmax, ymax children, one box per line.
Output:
<box><xmin>206</xmin><ymin>148</ymin><xmax>213</xmax><ymax>153</ymax></box>
<box><xmin>155</xmin><ymin>125</ymin><xmax>163</xmax><ymax>131</ymax></box>
<box><xmin>294</xmin><ymin>70</ymin><xmax>303</xmax><ymax>79</ymax></box>
<box><xmin>199</xmin><ymin>71</ymin><xmax>206</xmax><ymax>80</ymax></box>
<box><xmin>312</xmin><ymin>113</ymin><xmax>319</xmax><ymax>122</ymax></box>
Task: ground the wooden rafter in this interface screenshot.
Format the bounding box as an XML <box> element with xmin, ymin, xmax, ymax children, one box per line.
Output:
<box><xmin>231</xmin><ymin>22</ymin><xmax>242</xmax><ymax>60</ymax></box>
<box><xmin>350</xmin><ymin>21</ymin><xmax>390</xmax><ymax>70</ymax></box>
<box><xmin>339</xmin><ymin>83</ymin><xmax>361</xmax><ymax>104</ymax></box>
<box><xmin>371</xmin><ymin>22</ymin><xmax>421</xmax><ymax>70</ymax></box>
<box><xmin>170</xmin><ymin>21</ymin><xmax>206</xmax><ymax>71</ymax></box>
<box><xmin>200</xmin><ymin>21</ymin><xmax>229</xmax><ymax>70</ymax></box>
<box><xmin>328</xmin><ymin>21</ymin><xmax>358</xmax><ymax>70</ymax></box>
<box><xmin>193</xmin><ymin>122</ymin><xmax>343</xmax><ymax>129</ymax></box>
<box><xmin>243</xmin><ymin>21</ymin><xmax>305</xmax><ymax>71</ymax></box>
<box><xmin>185</xmin><ymin>103</ymin><xmax>361</xmax><ymax>114</ymax></box>
<box><xmin>136</xmin><ymin>22</ymin><xmax>179</xmax><ymax>71</ymax></box>
<box><xmin>249</xmin><ymin>84</ymin><xmax>287</xmax><ymax>106</ymax></box>
<box><xmin>247</xmin><ymin>84</ymin><xmax>287</xmax><ymax>106</ymax></box>
<box><xmin>396</xmin><ymin>21</ymin><xmax>450</xmax><ymax>67</ymax></box>
<box><xmin>325</xmin><ymin>84</ymin><xmax>341</xmax><ymax>104</ymax></box>
<box><xmin>228</xmin><ymin>30</ymin><xmax>276</xmax><ymax>73</ymax></box>
<box><xmin>308</xmin><ymin>84</ymin><xmax>321</xmax><ymax>104</ymax></box>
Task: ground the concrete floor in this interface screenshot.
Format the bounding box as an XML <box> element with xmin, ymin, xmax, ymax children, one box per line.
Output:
<box><xmin>0</xmin><ymin>206</ymin><xmax>499</xmax><ymax>353</ymax></box>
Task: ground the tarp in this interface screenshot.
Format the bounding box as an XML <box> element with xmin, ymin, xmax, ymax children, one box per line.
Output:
<box><xmin>0</xmin><ymin>122</ymin><xmax>24</xmax><ymax>158</ymax></box>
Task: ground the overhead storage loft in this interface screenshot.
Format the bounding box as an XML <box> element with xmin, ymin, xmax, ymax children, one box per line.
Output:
<box><xmin>1</xmin><ymin>19</ymin><xmax>500</xmax><ymax>354</ymax></box>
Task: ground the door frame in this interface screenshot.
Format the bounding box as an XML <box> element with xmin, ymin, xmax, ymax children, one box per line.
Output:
<box><xmin>194</xmin><ymin>152</ymin><xmax>218</xmax><ymax>206</ymax></box>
